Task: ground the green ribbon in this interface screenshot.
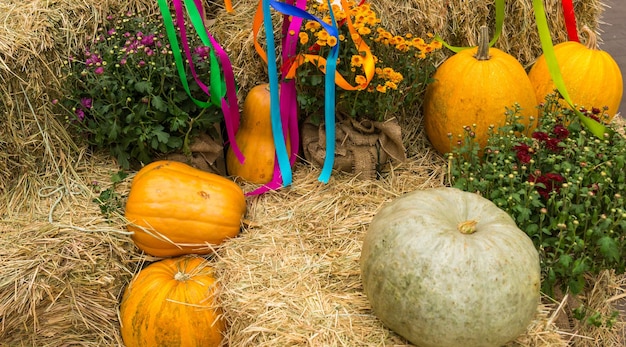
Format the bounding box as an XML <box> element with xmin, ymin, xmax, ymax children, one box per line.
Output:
<box><xmin>184</xmin><ymin>2</ymin><xmax>227</xmax><ymax>106</ymax></box>
<box><xmin>532</xmin><ymin>0</ymin><xmax>611</xmax><ymax>138</ymax></box>
<box><xmin>436</xmin><ymin>0</ymin><xmax>505</xmax><ymax>52</ymax></box>
<box><xmin>157</xmin><ymin>0</ymin><xmax>226</xmax><ymax>108</ymax></box>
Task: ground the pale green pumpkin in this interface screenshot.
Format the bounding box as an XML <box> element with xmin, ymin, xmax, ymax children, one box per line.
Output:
<box><xmin>360</xmin><ymin>187</ymin><xmax>541</xmax><ymax>347</ymax></box>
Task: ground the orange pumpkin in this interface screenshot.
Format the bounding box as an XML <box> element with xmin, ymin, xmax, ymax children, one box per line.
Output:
<box><xmin>125</xmin><ymin>160</ymin><xmax>246</xmax><ymax>257</ymax></box>
<box><xmin>528</xmin><ymin>26</ymin><xmax>623</xmax><ymax>120</ymax></box>
<box><xmin>226</xmin><ymin>83</ymin><xmax>290</xmax><ymax>184</ymax></box>
<box><xmin>120</xmin><ymin>256</ymin><xmax>225</xmax><ymax>347</ymax></box>
<box><xmin>423</xmin><ymin>26</ymin><xmax>538</xmax><ymax>155</ymax></box>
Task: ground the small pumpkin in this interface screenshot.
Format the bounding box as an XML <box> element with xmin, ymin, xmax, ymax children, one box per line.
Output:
<box><xmin>528</xmin><ymin>25</ymin><xmax>623</xmax><ymax>120</ymax></box>
<box><xmin>423</xmin><ymin>26</ymin><xmax>537</xmax><ymax>155</ymax></box>
<box><xmin>120</xmin><ymin>256</ymin><xmax>225</xmax><ymax>347</ymax></box>
<box><xmin>360</xmin><ymin>187</ymin><xmax>541</xmax><ymax>347</ymax></box>
<box><xmin>125</xmin><ymin>160</ymin><xmax>246</xmax><ymax>257</ymax></box>
<box><xmin>226</xmin><ymin>83</ymin><xmax>290</xmax><ymax>184</ymax></box>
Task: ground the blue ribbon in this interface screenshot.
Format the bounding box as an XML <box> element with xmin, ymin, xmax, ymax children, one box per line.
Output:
<box><xmin>263</xmin><ymin>0</ymin><xmax>293</xmax><ymax>187</ymax></box>
<box><xmin>270</xmin><ymin>0</ymin><xmax>340</xmax><ymax>183</ymax></box>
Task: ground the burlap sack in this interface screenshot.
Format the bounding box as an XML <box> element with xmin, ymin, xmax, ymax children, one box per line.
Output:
<box><xmin>162</xmin><ymin>131</ymin><xmax>226</xmax><ymax>175</ymax></box>
<box><xmin>302</xmin><ymin>115</ymin><xmax>406</xmax><ymax>179</ymax></box>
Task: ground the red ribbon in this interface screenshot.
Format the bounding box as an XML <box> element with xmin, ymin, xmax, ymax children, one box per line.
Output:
<box><xmin>562</xmin><ymin>0</ymin><xmax>579</xmax><ymax>42</ymax></box>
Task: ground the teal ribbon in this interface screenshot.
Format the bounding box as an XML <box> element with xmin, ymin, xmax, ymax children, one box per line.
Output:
<box><xmin>532</xmin><ymin>0</ymin><xmax>611</xmax><ymax>138</ymax></box>
<box><xmin>269</xmin><ymin>0</ymin><xmax>340</xmax><ymax>183</ymax></box>
<box><xmin>263</xmin><ymin>0</ymin><xmax>293</xmax><ymax>187</ymax></box>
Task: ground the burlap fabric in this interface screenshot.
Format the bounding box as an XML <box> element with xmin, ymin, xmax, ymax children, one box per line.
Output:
<box><xmin>302</xmin><ymin>115</ymin><xmax>406</xmax><ymax>179</ymax></box>
<box><xmin>162</xmin><ymin>131</ymin><xmax>226</xmax><ymax>175</ymax></box>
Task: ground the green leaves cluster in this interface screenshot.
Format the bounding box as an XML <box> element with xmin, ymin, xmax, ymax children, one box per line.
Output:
<box><xmin>58</xmin><ymin>11</ymin><xmax>221</xmax><ymax>168</ymax></box>
<box><xmin>448</xmin><ymin>95</ymin><xmax>626</xmax><ymax>297</ymax></box>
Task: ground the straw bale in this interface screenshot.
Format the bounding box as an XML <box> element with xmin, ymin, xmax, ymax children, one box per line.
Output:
<box><xmin>0</xmin><ymin>155</ymin><xmax>147</xmax><ymax>346</ymax></box>
<box><xmin>373</xmin><ymin>0</ymin><xmax>605</xmax><ymax>68</ymax></box>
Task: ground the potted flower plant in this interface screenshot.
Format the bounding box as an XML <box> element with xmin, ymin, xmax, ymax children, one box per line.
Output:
<box><xmin>57</xmin><ymin>11</ymin><xmax>223</xmax><ymax>171</ymax></box>
<box><xmin>293</xmin><ymin>0</ymin><xmax>442</xmax><ymax>178</ymax></box>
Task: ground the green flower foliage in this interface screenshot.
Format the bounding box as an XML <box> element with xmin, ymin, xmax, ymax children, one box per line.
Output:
<box><xmin>448</xmin><ymin>94</ymin><xmax>626</xmax><ymax>296</ymax></box>
<box><xmin>58</xmin><ymin>11</ymin><xmax>222</xmax><ymax>168</ymax></box>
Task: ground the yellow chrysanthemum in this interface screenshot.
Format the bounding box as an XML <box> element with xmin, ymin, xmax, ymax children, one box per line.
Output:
<box><xmin>316</xmin><ymin>30</ymin><xmax>329</xmax><ymax>40</ymax></box>
<box><xmin>351</xmin><ymin>55</ymin><xmax>364</xmax><ymax>67</ymax></box>
<box><xmin>327</xmin><ymin>36</ymin><xmax>338</xmax><ymax>47</ymax></box>
<box><xmin>299</xmin><ymin>32</ymin><xmax>309</xmax><ymax>45</ymax></box>
<box><xmin>384</xmin><ymin>81</ymin><xmax>398</xmax><ymax>90</ymax></box>
<box><xmin>376</xmin><ymin>85</ymin><xmax>387</xmax><ymax>93</ymax></box>
<box><xmin>395</xmin><ymin>43</ymin><xmax>409</xmax><ymax>52</ymax></box>
<box><xmin>305</xmin><ymin>21</ymin><xmax>320</xmax><ymax>32</ymax></box>
<box><xmin>358</xmin><ymin>26</ymin><xmax>372</xmax><ymax>36</ymax></box>
<box><xmin>355</xmin><ymin>75</ymin><xmax>367</xmax><ymax>85</ymax></box>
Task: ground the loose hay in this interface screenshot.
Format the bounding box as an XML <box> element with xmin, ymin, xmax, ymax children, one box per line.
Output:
<box><xmin>215</xmin><ymin>157</ymin><xmax>568</xmax><ymax>346</ymax></box>
<box><xmin>0</xmin><ymin>155</ymin><xmax>146</xmax><ymax>346</ymax></box>
<box><xmin>1</xmin><ymin>0</ymin><xmax>623</xmax><ymax>345</ymax></box>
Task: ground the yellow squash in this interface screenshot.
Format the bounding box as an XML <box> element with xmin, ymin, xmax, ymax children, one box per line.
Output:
<box><xmin>226</xmin><ymin>83</ymin><xmax>290</xmax><ymax>184</ymax></box>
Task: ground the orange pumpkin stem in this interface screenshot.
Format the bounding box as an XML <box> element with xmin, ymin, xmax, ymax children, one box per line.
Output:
<box><xmin>457</xmin><ymin>220</ymin><xmax>479</xmax><ymax>234</ymax></box>
<box><xmin>474</xmin><ymin>26</ymin><xmax>491</xmax><ymax>61</ymax></box>
<box><xmin>581</xmin><ymin>25</ymin><xmax>598</xmax><ymax>50</ymax></box>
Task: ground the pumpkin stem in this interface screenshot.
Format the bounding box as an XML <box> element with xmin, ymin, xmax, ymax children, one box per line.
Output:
<box><xmin>474</xmin><ymin>25</ymin><xmax>491</xmax><ymax>61</ymax></box>
<box><xmin>581</xmin><ymin>25</ymin><xmax>598</xmax><ymax>50</ymax></box>
<box><xmin>174</xmin><ymin>271</ymin><xmax>191</xmax><ymax>282</ymax></box>
<box><xmin>457</xmin><ymin>220</ymin><xmax>479</xmax><ymax>234</ymax></box>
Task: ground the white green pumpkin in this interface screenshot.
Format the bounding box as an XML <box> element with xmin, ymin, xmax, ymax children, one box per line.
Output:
<box><xmin>360</xmin><ymin>187</ymin><xmax>541</xmax><ymax>347</ymax></box>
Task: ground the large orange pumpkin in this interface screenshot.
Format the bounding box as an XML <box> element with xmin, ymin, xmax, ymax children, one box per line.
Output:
<box><xmin>423</xmin><ymin>26</ymin><xmax>537</xmax><ymax>155</ymax></box>
<box><xmin>226</xmin><ymin>83</ymin><xmax>291</xmax><ymax>184</ymax></box>
<box><xmin>125</xmin><ymin>160</ymin><xmax>246</xmax><ymax>257</ymax></box>
<box><xmin>528</xmin><ymin>26</ymin><xmax>623</xmax><ymax>121</ymax></box>
<box><xmin>120</xmin><ymin>256</ymin><xmax>225</xmax><ymax>347</ymax></box>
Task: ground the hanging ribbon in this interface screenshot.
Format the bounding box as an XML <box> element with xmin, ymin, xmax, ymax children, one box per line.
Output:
<box><xmin>562</xmin><ymin>0</ymin><xmax>580</xmax><ymax>42</ymax></box>
<box><xmin>158</xmin><ymin>0</ymin><xmax>244</xmax><ymax>162</ymax></box>
<box><xmin>247</xmin><ymin>0</ymin><xmax>306</xmax><ymax>195</ymax></box>
<box><xmin>435</xmin><ymin>0</ymin><xmax>505</xmax><ymax>52</ymax></box>
<box><xmin>225</xmin><ymin>0</ymin><xmax>234</xmax><ymax>12</ymax></box>
<box><xmin>275</xmin><ymin>0</ymin><xmax>377</xmax><ymax>183</ymax></box>
<box><xmin>532</xmin><ymin>0</ymin><xmax>610</xmax><ymax>138</ymax></box>
<box><xmin>254</xmin><ymin>0</ymin><xmax>343</xmax><ymax>185</ymax></box>
<box><xmin>253</xmin><ymin>0</ymin><xmax>295</xmax><ymax>189</ymax></box>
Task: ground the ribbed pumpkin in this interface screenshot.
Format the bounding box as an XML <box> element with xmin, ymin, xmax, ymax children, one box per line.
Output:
<box><xmin>528</xmin><ymin>26</ymin><xmax>623</xmax><ymax>120</ymax></box>
<box><xmin>423</xmin><ymin>26</ymin><xmax>537</xmax><ymax>155</ymax></box>
<box><xmin>120</xmin><ymin>256</ymin><xmax>224</xmax><ymax>347</ymax></box>
<box><xmin>125</xmin><ymin>160</ymin><xmax>246</xmax><ymax>257</ymax></box>
<box><xmin>226</xmin><ymin>83</ymin><xmax>290</xmax><ymax>184</ymax></box>
<box><xmin>360</xmin><ymin>187</ymin><xmax>541</xmax><ymax>347</ymax></box>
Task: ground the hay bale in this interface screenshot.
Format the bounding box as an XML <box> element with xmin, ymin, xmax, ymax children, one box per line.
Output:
<box><xmin>0</xmin><ymin>157</ymin><xmax>147</xmax><ymax>346</ymax></box>
<box><xmin>373</xmin><ymin>0</ymin><xmax>606</xmax><ymax>68</ymax></box>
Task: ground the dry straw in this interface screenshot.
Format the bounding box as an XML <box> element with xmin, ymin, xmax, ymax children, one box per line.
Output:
<box><xmin>1</xmin><ymin>0</ymin><xmax>623</xmax><ymax>346</ymax></box>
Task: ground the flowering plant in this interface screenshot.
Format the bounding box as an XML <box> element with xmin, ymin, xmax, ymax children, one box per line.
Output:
<box><xmin>448</xmin><ymin>94</ymin><xmax>626</xmax><ymax>296</ymax></box>
<box><xmin>58</xmin><ymin>11</ymin><xmax>222</xmax><ymax>169</ymax></box>
<box><xmin>293</xmin><ymin>1</ymin><xmax>442</xmax><ymax>123</ymax></box>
